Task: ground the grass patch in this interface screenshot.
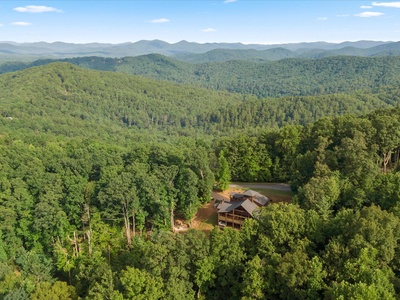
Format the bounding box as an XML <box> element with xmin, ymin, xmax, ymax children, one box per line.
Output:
<box><xmin>251</xmin><ymin>187</ymin><xmax>293</xmax><ymax>197</ymax></box>
<box><xmin>191</xmin><ymin>200</ymin><xmax>218</xmax><ymax>234</ymax></box>
<box><xmin>204</xmin><ymin>212</ymin><xmax>218</xmax><ymax>226</ymax></box>
<box><xmin>230</xmin><ymin>182</ymin><xmax>293</xmax><ymax>203</ymax></box>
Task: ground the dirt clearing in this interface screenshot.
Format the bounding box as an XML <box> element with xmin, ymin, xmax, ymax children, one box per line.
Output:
<box><xmin>188</xmin><ymin>182</ymin><xmax>293</xmax><ymax>233</ymax></box>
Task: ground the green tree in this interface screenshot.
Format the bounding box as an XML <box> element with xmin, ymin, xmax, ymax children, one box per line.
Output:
<box><xmin>97</xmin><ymin>166</ymin><xmax>139</xmax><ymax>245</ymax></box>
<box><xmin>241</xmin><ymin>255</ymin><xmax>265</xmax><ymax>300</ymax></box>
<box><xmin>31</xmin><ymin>281</ymin><xmax>78</xmax><ymax>300</ymax></box>
<box><xmin>216</xmin><ymin>150</ymin><xmax>231</xmax><ymax>191</ymax></box>
<box><xmin>326</xmin><ymin>249</ymin><xmax>396</xmax><ymax>300</ymax></box>
<box><xmin>369</xmin><ymin>111</ymin><xmax>400</xmax><ymax>173</ymax></box>
<box><xmin>297</xmin><ymin>164</ymin><xmax>340</xmax><ymax>217</ymax></box>
<box><xmin>120</xmin><ymin>267</ymin><xmax>164</xmax><ymax>300</ymax></box>
<box><xmin>258</xmin><ymin>203</ymin><xmax>307</xmax><ymax>254</ymax></box>
<box><xmin>207</xmin><ymin>227</ymin><xmax>246</xmax><ymax>299</ymax></box>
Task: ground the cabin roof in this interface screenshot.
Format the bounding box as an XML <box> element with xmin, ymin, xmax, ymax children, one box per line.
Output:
<box><xmin>254</xmin><ymin>196</ymin><xmax>269</xmax><ymax>206</ymax></box>
<box><xmin>217</xmin><ymin>199</ymin><xmax>258</xmax><ymax>217</ymax></box>
<box><xmin>243</xmin><ymin>189</ymin><xmax>258</xmax><ymax>197</ymax></box>
<box><xmin>230</xmin><ymin>192</ymin><xmax>244</xmax><ymax>198</ymax></box>
<box><xmin>230</xmin><ymin>189</ymin><xmax>269</xmax><ymax>206</ymax></box>
<box><xmin>240</xmin><ymin>200</ymin><xmax>259</xmax><ymax>217</ymax></box>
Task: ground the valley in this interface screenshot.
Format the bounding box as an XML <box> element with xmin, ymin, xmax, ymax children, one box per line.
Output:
<box><xmin>1</xmin><ymin>39</ymin><xmax>400</xmax><ymax>299</ymax></box>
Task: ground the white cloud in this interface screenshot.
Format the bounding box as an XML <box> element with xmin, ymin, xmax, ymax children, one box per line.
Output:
<box><xmin>361</xmin><ymin>5</ymin><xmax>373</xmax><ymax>8</ymax></box>
<box><xmin>224</xmin><ymin>0</ymin><xmax>238</xmax><ymax>3</ymax></box>
<box><xmin>354</xmin><ymin>11</ymin><xmax>384</xmax><ymax>17</ymax></box>
<box><xmin>372</xmin><ymin>1</ymin><xmax>400</xmax><ymax>8</ymax></box>
<box><xmin>10</xmin><ymin>22</ymin><xmax>32</xmax><ymax>26</ymax></box>
<box><xmin>14</xmin><ymin>5</ymin><xmax>61</xmax><ymax>13</ymax></box>
<box><xmin>0</xmin><ymin>23</ymin><xmax>3</xmax><ymax>27</ymax></box>
<box><xmin>202</xmin><ymin>28</ymin><xmax>216</xmax><ymax>32</ymax></box>
<box><xmin>317</xmin><ymin>17</ymin><xmax>328</xmax><ymax>21</ymax></box>
<box><xmin>148</xmin><ymin>18</ymin><xmax>170</xmax><ymax>23</ymax></box>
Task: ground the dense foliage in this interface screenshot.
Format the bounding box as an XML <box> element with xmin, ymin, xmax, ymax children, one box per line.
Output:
<box><xmin>2</xmin><ymin>62</ymin><xmax>400</xmax><ymax>140</ymax></box>
<box><xmin>2</xmin><ymin>59</ymin><xmax>400</xmax><ymax>299</ymax></box>
<box><xmin>2</xmin><ymin>55</ymin><xmax>400</xmax><ymax>99</ymax></box>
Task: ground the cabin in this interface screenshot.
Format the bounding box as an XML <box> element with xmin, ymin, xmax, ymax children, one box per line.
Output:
<box><xmin>217</xmin><ymin>199</ymin><xmax>259</xmax><ymax>229</ymax></box>
<box><xmin>229</xmin><ymin>189</ymin><xmax>269</xmax><ymax>207</ymax></box>
<box><xmin>217</xmin><ymin>190</ymin><xmax>269</xmax><ymax>229</ymax></box>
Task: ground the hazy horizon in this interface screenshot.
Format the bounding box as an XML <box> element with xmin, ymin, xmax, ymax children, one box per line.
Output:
<box><xmin>0</xmin><ymin>39</ymin><xmax>397</xmax><ymax>46</ymax></box>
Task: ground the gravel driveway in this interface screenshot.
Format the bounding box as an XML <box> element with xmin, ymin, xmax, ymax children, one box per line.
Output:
<box><xmin>229</xmin><ymin>182</ymin><xmax>291</xmax><ymax>192</ymax></box>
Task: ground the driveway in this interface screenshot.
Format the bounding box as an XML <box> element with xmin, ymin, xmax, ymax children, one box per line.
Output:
<box><xmin>229</xmin><ymin>182</ymin><xmax>291</xmax><ymax>192</ymax></box>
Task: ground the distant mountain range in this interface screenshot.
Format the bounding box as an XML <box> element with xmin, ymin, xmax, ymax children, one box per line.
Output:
<box><xmin>0</xmin><ymin>40</ymin><xmax>399</xmax><ymax>62</ymax></box>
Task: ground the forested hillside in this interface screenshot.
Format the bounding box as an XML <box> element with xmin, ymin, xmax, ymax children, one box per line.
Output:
<box><xmin>2</xmin><ymin>60</ymin><xmax>400</xmax><ymax>299</ymax></box>
<box><xmin>2</xmin><ymin>55</ymin><xmax>400</xmax><ymax>99</ymax></box>
<box><xmin>2</xmin><ymin>62</ymin><xmax>400</xmax><ymax>139</ymax></box>
<box><xmin>0</xmin><ymin>62</ymin><xmax>246</xmax><ymax>138</ymax></box>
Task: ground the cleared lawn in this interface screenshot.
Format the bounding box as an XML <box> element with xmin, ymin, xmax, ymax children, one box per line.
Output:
<box><xmin>230</xmin><ymin>182</ymin><xmax>292</xmax><ymax>203</ymax></box>
<box><xmin>189</xmin><ymin>200</ymin><xmax>217</xmax><ymax>234</ymax></box>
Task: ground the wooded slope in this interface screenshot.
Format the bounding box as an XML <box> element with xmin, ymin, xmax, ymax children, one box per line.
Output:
<box><xmin>2</xmin><ymin>62</ymin><xmax>400</xmax><ymax>140</ymax></box>
<box><xmin>2</xmin><ymin>55</ymin><xmax>400</xmax><ymax>99</ymax></box>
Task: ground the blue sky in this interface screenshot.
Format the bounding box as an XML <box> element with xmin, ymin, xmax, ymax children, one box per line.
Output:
<box><xmin>0</xmin><ymin>1</ymin><xmax>399</xmax><ymax>44</ymax></box>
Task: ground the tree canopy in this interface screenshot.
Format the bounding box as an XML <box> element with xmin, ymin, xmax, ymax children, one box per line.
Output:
<box><xmin>2</xmin><ymin>56</ymin><xmax>400</xmax><ymax>299</ymax></box>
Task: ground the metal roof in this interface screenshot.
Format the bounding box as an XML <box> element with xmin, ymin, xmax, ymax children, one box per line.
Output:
<box><xmin>243</xmin><ymin>190</ymin><xmax>269</xmax><ymax>206</ymax></box>
<box><xmin>217</xmin><ymin>199</ymin><xmax>259</xmax><ymax>217</ymax></box>
<box><xmin>254</xmin><ymin>196</ymin><xmax>269</xmax><ymax>206</ymax></box>
<box><xmin>240</xmin><ymin>200</ymin><xmax>259</xmax><ymax>217</ymax></box>
<box><xmin>243</xmin><ymin>189</ymin><xmax>258</xmax><ymax>197</ymax></box>
<box><xmin>217</xmin><ymin>201</ymin><xmax>243</xmax><ymax>213</ymax></box>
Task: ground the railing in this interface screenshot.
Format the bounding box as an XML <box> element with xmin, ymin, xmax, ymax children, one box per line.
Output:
<box><xmin>218</xmin><ymin>215</ymin><xmax>247</xmax><ymax>225</ymax></box>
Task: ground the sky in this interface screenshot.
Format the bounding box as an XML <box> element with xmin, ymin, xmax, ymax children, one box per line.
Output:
<box><xmin>0</xmin><ymin>0</ymin><xmax>399</xmax><ymax>44</ymax></box>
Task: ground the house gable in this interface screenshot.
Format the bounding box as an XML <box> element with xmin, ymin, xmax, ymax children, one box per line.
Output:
<box><xmin>217</xmin><ymin>199</ymin><xmax>259</xmax><ymax>229</ymax></box>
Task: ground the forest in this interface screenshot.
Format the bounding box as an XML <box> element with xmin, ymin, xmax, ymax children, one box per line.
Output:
<box><xmin>2</xmin><ymin>55</ymin><xmax>400</xmax><ymax>99</ymax></box>
<box><xmin>1</xmin><ymin>55</ymin><xmax>400</xmax><ymax>299</ymax></box>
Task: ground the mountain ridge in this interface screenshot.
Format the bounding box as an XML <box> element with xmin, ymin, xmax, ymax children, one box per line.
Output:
<box><xmin>0</xmin><ymin>39</ymin><xmax>396</xmax><ymax>60</ymax></box>
<box><xmin>2</xmin><ymin>54</ymin><xmax>400</xmax><ymax>99</ymax></box>
<box><xmin>2</xmin><ymin>62</ymin><xmax>400</xmax><ymax>139</ymax></box>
